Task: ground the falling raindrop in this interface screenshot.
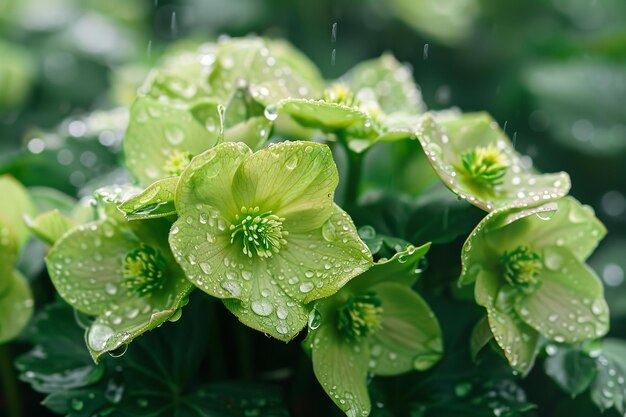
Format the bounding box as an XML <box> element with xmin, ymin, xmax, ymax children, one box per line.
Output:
<box><xmin>423</xmin><ymin>43</ymin><xmax>429</xmax><ymax>60</ymax></box>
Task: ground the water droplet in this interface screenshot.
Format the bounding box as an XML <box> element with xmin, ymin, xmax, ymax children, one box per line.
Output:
<box><xmin>251</xmin><ymin>300</ymin><xmax>273</xmax><ymax>316</ymax></box>
<box><xmin>87</xmin><ymin>324</ymin><xmax>114</xmax><ymax>351</ymax></box>
<box><xmin>70</xmin><ymin>398</ymin><xmax>84</xmax><ymax>411</ymax></box>
<box><xmin>285</xmin><ymin>155</ymin><xmax>298</xmax><ymax>170</ymax></box>
<box><xmin>308</xmin><ymin>309</ymin><xmax>322</xmax><ymax>329</ymax></box>
<box><xmin>299</xmin><ymin>282</ymin><xmax>314</xmax><ymax>293</ymax></box>
<box><xmin>264</xmin><ymin>105</ymin><xmax>278</xmax><ymax>121</ymax></box>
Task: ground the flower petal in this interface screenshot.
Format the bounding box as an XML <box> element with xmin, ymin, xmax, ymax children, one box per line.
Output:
<box><xmin>278</xmin><ymin>99</ymin><xmax>372</xmax><ymax>132</ymax></box>
<box><xmin>310</xmin><ymin>322</ymin><xmax>371</xmax><ymax>417</ymax></box>
<box><xmin>416</xmin><ymin>113</ymin><xmax>570</xmax><ymax>211</ymax></box>
<box><xmin>0</xmin><ymin>216</ymin><xmax>18</xmax><ymax>295</ymax></box>
<box><xmin>368</xmin><ymin>282</ymin><xmax>443</xmax><ymax>376</ymax></box>
<box><xmin>515</xmin><ymin>245</ymin><xmax>609</xmax><ymax>343</ymax></box>
<box><xmin>118</xmin><ymin>177</ymin><xmax>178</xmax><ymax>220</ymax></box>
<box><xmin>231</xmin><ymin>141</ymin><xmax>338</xmax><ymax>231</ymax></box>
<box><xmin>175</xmin><ymin>142</ymin><xmax>252</xmax><ymax>217</ymax></box>
<box><xmin>0</xmin><ymin>175</ymin><xmax>36</xmax><ymax>248</ymax></box>
<box><xmin>0</xmin><ymin>270</ymin><xmax>34</xmax><ymax>343</ymax></box>
<box><xmin>25</xmin><ymin>209</ymin><xmax>77</xmax><ymax>246</ymax></box>
<box><xmin>475</xmin><ymin>270</ymin><xmax>540</xmax><ymax>375</ymax></box>
<box><xmin>124</xmin><ymin>96</ymin><xmax>221</xmax><ymax>185</ymax></box>
<box><xmin>343</xmin><ymin>53</ymin><xmax>425</xmax><ymax>115</ymax></box>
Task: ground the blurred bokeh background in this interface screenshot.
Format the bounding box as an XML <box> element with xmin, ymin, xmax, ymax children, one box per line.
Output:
<box><xmin>0</xmin><ymin>0</ymin><xmax>624</xmax><ymax>415</ymax></box>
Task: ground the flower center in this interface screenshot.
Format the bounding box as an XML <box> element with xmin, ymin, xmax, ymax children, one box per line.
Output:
<box><xmin>337</xmin><ymin>291</ymin><xmax>384</xmax><ymax>341</ymax></box>
<box><xmin>460</xmin><ymin>144</ymin><xmax>508</xmax><ymax>186</ymax></box>
<box><xmin>323</xmin><ymin>83</ymin><xmax>358</xmax><ymax>107</ymax></box>
<box><xmin>121</xmin><ymin>244</ymin><xmax>167</xmax><ymax>296</ymax></box>
<box><xmin>164</xmin><ymin>149</ymin><xmax>193</xmax><ymax>176</ymax></box>
<box><xmin>500</xmin><ymin>245</ymin><xmax>542</xmax><ymax>292</ymax></box>
<box><xmin>230</xmin><ymin>206</ymin><xmax>288</xmax><ymax>258</ymax></box>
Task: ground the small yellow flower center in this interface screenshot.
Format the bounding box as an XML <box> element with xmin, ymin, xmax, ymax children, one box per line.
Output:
<box><xmin>164</xmin><ymin>149</ymin><xmax>193</xmax><ymax>176</ymax></box>
<box><xmin>500</xmin><ymin>245</ymin><xmax>542</xmax><ymax>292</ymax></box>
<box><xmin>337</xmin><ymin>291</ymin><xmax>384</xmax><ymax>341</ymax></box>
<box><xmin>121</xmin><ymin>244</ymin><xmax>167</xmax><ymax>296</ymax></box>
<box><xmin>461</xmin><ymin>144</ymin><xmax>508</xmax><ymax>186</ymax></box>
<box><xmin>230</xmin><ymin>206</ymin><xmax>288</xmax><ymax>258</ymax></box>
<box><xmin>323</xmin><ymin>83</ymin><xmax>358</xmax><ymax>107</ymax></box>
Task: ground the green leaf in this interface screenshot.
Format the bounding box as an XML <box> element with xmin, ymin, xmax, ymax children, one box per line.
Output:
<box><xmin>118</xmin><ymin>176</ymin><xmax>178</xmax><ymax>220</ymax></box>
<box><xmin>46</xmin><ymin>215</ymin><xmax>194</xmax><ymax>361</ymax></box>
<box><xmin>591</xmin><ymin>338</ymin><xmax>626</xmax><ymax>414</ymax></box>
<box><xmin>343</xmin><ymin>53</ymin><xmax>425</xmax><ymax>115</ymax></box>
<box><xmin>544</xmin><ymin>345</ymin><xmax>597</xmax><ymax>396</ymax></box>
<box><xmin>124</xmin><ymin>96</ymin><xmax>221</xmax><ymax>185</ymax></box>
<box><xmin>170</xmin><ymin>141</ymin><xmax>372</xmax><ymax>340</ymax></box>
<box><xmin>0</xmin><ymin>175</ymin><xmax>36</xmax><ymax>248</ymax></box>
<box><xmin>515</xmin><ymin>246</ymin><xmax>609</xmax><ymax>344</ymax></box>
<box><xmin>368</xmin><ymin>282</ymin><xmax>443</xmax><ymax>375</ymax></box>
<box><xmin>0</xmin><ymin>270</ymin><xmax>33</xmax><ymax>343</ymax></box>
<box><xmin>21</xmin><ymin>299</ymin><xmax>290</xmax><ymax>417</ymax></box>
<box><xmin>16</xmin><ymin>302</ymin><xmax>105</xmax><ymax>393</ymax></box>
<box><xmin>474</xmin><ymin>270</ymin><xmax>540</xmax><ymax>374</ymax></box>
<box><xmin>311</xmin><ymin>322</ymin><xmax>371</xmax><ymax>417</ymax></box>
<box><xmin>416</xmin><ymin>113</ymin><xmax>571</xmax><ymax>211</ymax></box>
<box><xmin>25</xmin><ymin>209</ymin><xmax>77</xmax><ymax>246</ymax></box>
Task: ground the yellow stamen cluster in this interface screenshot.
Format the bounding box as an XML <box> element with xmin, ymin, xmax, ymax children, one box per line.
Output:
<box><xmin>337</xmin><ymin>291</ymin><xmax>384</xmax><ymax>341</ymax></box>
<box><xmin>461</xmin><ymin>144</ymin><xmax>508</xmax><ymax>186</ymax></box>
<box><xmin>230</xmin><ymin>206</ymin><xmax>288</xmax><ymax>258</ymax></box>
<box><xmin>121</xmin><ymin>244</ymin><xmax>167</xmax><ymax>296</ymax></box>
<box><xmin>164</xmin><ymin>149</ymin><xmax>193</xmax><ymax>176</ymax></box>
<box><xmin>500</xmin><ymin>245</ymin><xmax>542</xmax><ymax>293</ymax></box>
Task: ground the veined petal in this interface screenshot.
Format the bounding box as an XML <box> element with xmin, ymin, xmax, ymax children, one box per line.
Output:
<box><xmin>368</xmin><ymin>282</ymin><xmax>443</xmax><ymax>376</ymax></box>
<box><xmin>310</xmin><ymin>323</ymin><xmax>371</xmax><ymax>417</ymax></box>
<box><xmin>231</xmin><ymin>141</ymin><xmax>337</xmax><ymax>231</ymax></box>
<box><xmin>416</xmin><ymin>113</ymin><xmax>570</xmax><ymax>212</ymax></box>
<box><xmin>515</xmin><ymin>245</ymin><xmax>609</xmax><ymax>344</ymax></box>
<box><xmin>0</xmin><ymin>270</ymin><xmax>34</xmax><ymax>343</ymax></box>
<box><xmin>0</xmin><ymin>175</ymin><xmax>36</xmax><ymax>249</ymax></box>
<box><xmin>124</xmin><ymin>96</ymin><xmax>221</xmax><ymax>185</ymax></box>
<box><xmin>0</xmin><ymin>216</ymin><xmax>18</xmax><ymax>295</ymax></box>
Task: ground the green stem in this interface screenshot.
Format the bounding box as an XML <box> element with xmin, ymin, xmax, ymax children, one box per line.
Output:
<box><xmin>0</xmin><ymin>345</ymin><xmax>22</xmax><ymax>417</ymax></box>
<box><xmin>344</xmin><ymin>146</ymin><xmax>363</xmax><ymax>207</ymax></box>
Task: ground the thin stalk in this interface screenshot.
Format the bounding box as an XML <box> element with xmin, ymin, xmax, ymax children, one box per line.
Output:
<box><xmin>0</xmin><ymin>345</ymin><xmax>22</xmax><ymax>417</ymax></box>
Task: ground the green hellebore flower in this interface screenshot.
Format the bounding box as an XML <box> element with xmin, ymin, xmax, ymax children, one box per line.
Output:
<box><xmin>168</xmin><ymin>141</ymin><xmax>373</xmax><ymax>340</ymax></box>
<box><xmin>305</xmin><ymin>244</ymin><xmax>443</xmax><ymax>417</ymax></box>
<box><xmin>416</xmin><ymin>112</ymin><xmax>571</xmax><ymax>211</ymax></box>
<box><xmin>46</xmin><ymin>193</ymin><xmax>194</xmax><ymax>361</ymax></box>
<box><xmin>0</xmin><ymin>176</ymin><xmax>36</xmax><ymax>343</ymax></box>
<box><xmin>460</xmin><ymin>197</ymin><xmax>608</xmax><ymax>374</ymax></box>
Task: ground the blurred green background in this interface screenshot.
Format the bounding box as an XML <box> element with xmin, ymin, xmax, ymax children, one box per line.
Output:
<box><xmin>0</xmin><ymin>0</ymin><xmax>624</xmax><ymax>416</ymax></box>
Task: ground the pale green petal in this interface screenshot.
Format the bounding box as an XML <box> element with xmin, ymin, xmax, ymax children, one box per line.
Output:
<box><xmin>124</xmin><ymin>96</ymin><xmax>220</xmax><ymax>185</ymax></box>
<box><xmin>209</xmin><ymin>37</ymin><xmax>320</xmax><ymax>104</ymax></box>
<box><xmin>515</xmin><ymin>246</ymin><xmax>609</xmax><ymax>343</ymax></box>
<box><xmin>486</xmin><ymin>307</ymin><xmax>540</xmax><ymax>375</ymax></box>
<box><xmin>86</xmin><ymin>284</ymin><xmax>192</xmax><ymax>362</ymax></box>
<box><xmin>368</xmin><ymin>282</ymin><xmax>442</xmax><ymax>376</ymax></box>
<box><xmin>416</xmin><ymin>113</ymin><xmax>570</xmax><ymax>211</ymax></box>
<box><xmin>224</xmin><ymin>117</ymin><xmax>272</xmax><ymax>151</ymax></box>
<box><xmin>0</xmin><ymin>270</ymin><xmax>34</xmax><ymax>343</ymax></box>
<box><xmin>343</xmin><ymin>53</ymin><xmax>425</xmax><ymax>115</ymax></box>
<box><xmin>118</xmin><ymin>177</ymin><xmax>178</xmax><ymax>220</ymax></box>
<box><xmin>348</xmin><ymin>243</ymin><xmax>430</xmax><ymax>292</ymax></box>
<box><xmin>175</xmin><ymin>142</ymin><xmax>252</xmax><ymax>216</ymax></box>
<box><xmin>231</xmin><ymin>141</ymin><xmax>337</xmax><ymax>231</ymax></box>
<box><xmin>470</xmin><ymin>316</ymin><xmax>493</xmax><ymax>361</ymax></box>
<box><xmin>25</xmin><ymin>209</ymin><xmax>77</xmax><ymax>246</ymax></box>
<box><xmin>277</xmin><ymin>99</ymin><xmax>372</xmax><ymax>132</ymax></box>
<box><xmin>311</xmin><ymin>323</ymin><xmax>371</xmax><ymax>417</ymax></box>
<box><xmin>0</xmin><ymin>175</ymin><xmax>36</xmax><ymax>248</ymax></box>
<box><xmin>268</xmin><ymin>205</ymin><xmax>372</xmax><ymax>305</ymax></box>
